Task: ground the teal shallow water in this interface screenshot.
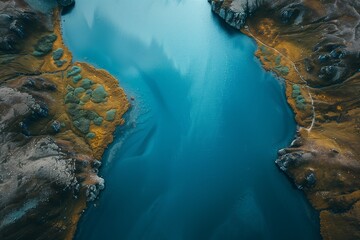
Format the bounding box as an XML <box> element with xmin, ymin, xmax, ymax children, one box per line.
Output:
<box><xmin>62</xmin><ymin>0</ymin><xmax>320</xmax><ymax>239</ymax></box>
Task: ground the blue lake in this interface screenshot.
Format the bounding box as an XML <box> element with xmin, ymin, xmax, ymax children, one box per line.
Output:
<box><xmin>62</xmin><ymin>0</ymin><xmax>320</xmax><ymax>239</ymax></box>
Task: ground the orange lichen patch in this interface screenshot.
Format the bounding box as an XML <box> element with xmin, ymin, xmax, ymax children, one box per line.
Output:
<box><xmin>31</xmin><ymin>53</ymin><xmax>129</xmax><ymax>240</ymax></box>
<box><xmin>250</xmin><ymin>18</ymin><xmax>279</xmax><ymax>47</ymax></box>
<box><xmin>73</xmin><ymin>62</ymin><xmax>130</xmax><ymax>158</ymax></box>
<box><xmin>40</xmin><ymin>60</ymin><xmax>129</xmax><ymax>159</ymax></box>
<box><xmin>9</xmin><ymin>13</ymin><xmax>128</xmax><ymax>239</ymax></box>
<box><xmin>252</xmin><ymin>40</ymin><xmax>313</xmax><ymax>128</ymax></box>
<box><xmin>1</xmin><ymin>12</ymin><xmax>72</xmax><ymax>81</ymax></box>
<box><xmin>275</xmin><ymin>41</ymin><xmax>307</xmax><ymax>62</ymax></box>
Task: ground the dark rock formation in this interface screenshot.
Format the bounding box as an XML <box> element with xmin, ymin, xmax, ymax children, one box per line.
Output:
<box><xmin>210</xmin><ymin>0</ymin><xmax>360</xmax><ymax>87</ymax></box>
<box><xmin>0</xmin><ymin>85</ymin><xmax>80</xmax><ymax>240</ymax></box>
<box><xmin>0</xmin><ymin>2</ymin><xmax>38</xmax><ymax>52</ymax></box>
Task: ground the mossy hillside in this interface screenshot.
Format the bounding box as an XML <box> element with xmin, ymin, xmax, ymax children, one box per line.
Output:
<box><xmin>243</xmin><ymin>13</ymin><xmax>360</xmax><ymax>240</ymax></box>
<box><xmin>259</xmin><ymin>46</ymin><xmax>289</xmax><ymax>76</ymax></box>
<box><xmin>291</xmin><ymin>84</ymin><xmax>306</xmax><ymax>110</ymax></box>
<box><xmin>42</xmin><ymin>60</ymin><xmax>128</xmax><ymax>158</ymax></box>
<box><xmin>62</xmin><ymin>62</ymin><xmax>130</xmax><ymax>158</ymax></box>
<box><xmin>254</xmin><ymin>40</ymin><xmax>313</xmax><ymax>127</ymax></box>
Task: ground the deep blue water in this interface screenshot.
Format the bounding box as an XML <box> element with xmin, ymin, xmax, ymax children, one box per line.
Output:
<box><xmin>62</xmin><ymin>0</ymin><xmax>320</xmax><ymax>239</ymax></box>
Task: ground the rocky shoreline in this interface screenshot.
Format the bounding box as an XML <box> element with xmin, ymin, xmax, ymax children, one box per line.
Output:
<box><xmin>0</xmin><ymin>1</ymin><xmax>129</xmax><ymax>239</ymax></box>
<box><xmin>210</xmin><ymin>0</ymin><xmax>360</xmax><ymax>239</ymax></box>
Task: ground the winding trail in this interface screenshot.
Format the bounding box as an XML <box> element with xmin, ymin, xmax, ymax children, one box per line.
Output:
<box><xmin>245</xmin><ymin>27</ymin><xmax>316</xmax><ymax>132</ymax></box>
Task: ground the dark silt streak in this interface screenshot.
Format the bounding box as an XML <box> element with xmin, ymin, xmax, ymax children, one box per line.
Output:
<box><xmin>62</xmin><ymin>0</ymin><xmax>321</xmax><ymax>239</ymax></box>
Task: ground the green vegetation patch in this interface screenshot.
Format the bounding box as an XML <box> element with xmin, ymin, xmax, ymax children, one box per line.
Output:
<box><xmin>73</xmin><ymin>117</ymin><xmax>90</xmax><ymax>134</ymax></box>
<box><xmin>93</xmin><ymin>117</ymin><xmax>103</xmax><ymax>126</ymax></box>
<box><xmin>87</xmin><ymin>110</ymin><xmax>99</xmax><ymax>120</ymax></box>
<box><xmin>55</xmin><ymin>59</ymin><xmax>67</xmax><ymax>67</ymax></box>
<box><xmin>80</xmin><ymin>78</ymin><xmax>93</xmax><ymax>89</ymax></box>
<box><xmin>275</xmin><ymin>55</ymin><xmax>282</xmax><ymax>66</ymax></box>
<box><xmin>52</xmin><ymin>48</ymin><xmax>64</xmax><ymax>60</ymax></box>
<box><xmin>86</xmin><ymin>132</ymin><xmax>96</xmax><ymax>139</ymax></box>
<box><xmin>64</xmin><ymin>91</ymin><xmax>80</xmax><ymax>104</ymax></box>
<box><xmin>106</xmin><ymin>109</ymin><xmax>116</xmax><ymax>122</ymax></box>
<box><xmin>66</xmin><ymin>85</ymin><xmax>74</xmax><ymax>92</ymax></box>
<box><xmin>274</xmin><ymin>65</ymin><xmax>289</xmax><ymax>76</ymax></box>
<box><xmin>74</xmin><ymin>87</ymin><xmax>86</xmax><ymax>96</ymax></box>
<box><xmin>259</xmin><ymin>45</ymin><xmax>270</xmax><ymax>55</ymax></box>
<box><xmin>292</xmin><ymin>84</ymin><xmax>306</xmax><ymax>110</ymax></box>
<box><xmin>72</xmin><ymin>74</ymin><xmax>82</xmax><ymax>84</ymax></box>
<box><xmin>33</xmin><ymin>33</ymin><xmax>57</xmax><ymax>56</ymax></box>
<box><xmin>67</xmin><ymin>66</ymin><xmax>82</xmax><ymax>77</ymax></box>
<box><xmin>292</xmin><ymin>84</ymin><xmax>301</xmax><ymax>91</ymax></box>
<box><xmin>66</xmin><ymin>106</ymin><xmax>103</xmax><ymax>135</ymax></box>
<box><xmin>91</xmin><ymin>85</ymin><xmax>108</xmax><ymax>103</ymax></box>
<box><xmin>32</xmin><ymin>51</ymin><xmax>44</xmax><ymax>57</ymax></box>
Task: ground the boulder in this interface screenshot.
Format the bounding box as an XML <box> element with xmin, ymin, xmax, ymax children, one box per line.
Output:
<box><xmin>305</xmin><ymin>172</ymin><xmax>317</xmax><ymax>187</ymax></box>
<box><xmin>92</xmin><ymin>160</ymin><xmax>102</xmax><ymax>168</ymax></box>
<box><xmin>290</xmin><ymin>137</ymin><xmax>303</xmax><ymax>147</ymax></box>
<box><xmin>275</xmin><ymin>151</ymin><xmax>304</xmax><ymax>171</ymax></box>
<box><xmin>51</xmin><ymin>120</ymin><xmax>61</xmax><ymax>133</ymax></box>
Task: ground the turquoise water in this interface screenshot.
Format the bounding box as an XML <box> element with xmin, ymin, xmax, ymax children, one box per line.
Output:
<box><xmin>62</xmin><ymin>0</ymin><xmax>320</xmax><ymax>239</ymax></box>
